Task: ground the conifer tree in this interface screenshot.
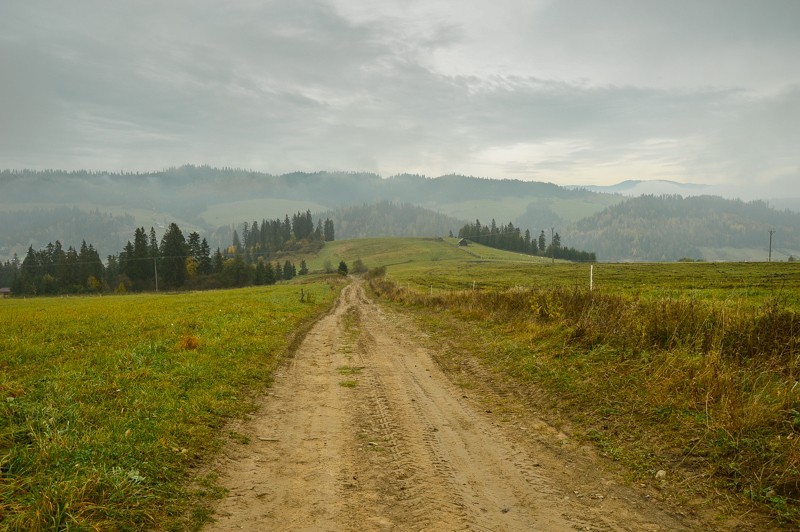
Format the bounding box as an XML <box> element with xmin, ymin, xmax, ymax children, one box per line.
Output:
<box><xmin>160</xmin><ymin>223</ymin><xmax>188</xmax><ymax>289</ymax></box>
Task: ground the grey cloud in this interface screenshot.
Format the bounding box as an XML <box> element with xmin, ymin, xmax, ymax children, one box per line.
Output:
<box><xmin>0</xmin><ymin>0</ymin><xmax>798</xmax><ymax>200</ymax></box>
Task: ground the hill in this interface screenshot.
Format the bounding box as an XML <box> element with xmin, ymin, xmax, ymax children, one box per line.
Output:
<box><xmin>318</xmin><ymin>201</ymin><xmax>464</xmax><ymax>240</ymax></box>
<box><xmin>0</xmin><ymin>167</ymin><xmax>619</xmax><ymax>261</ymax></box>
<box><xmin>3</xmin><ymin>166</ymin><xmax>800</xmax><ymax>263</ymax></box>
<box><xmin>569</xmin><ymin>194</ymin><xmax>800</xmax><ymax>261</ymax></box>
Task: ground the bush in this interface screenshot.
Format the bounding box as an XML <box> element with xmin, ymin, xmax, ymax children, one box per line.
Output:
<box><xmin>352</xmin><ymin>258</ymin><xmax>368</xmax><ymax>274</ymax></box>
<box><xmin>364</xmin><ymin>265</ymin><xmax>387</xmax><ymax>280</ymax></box>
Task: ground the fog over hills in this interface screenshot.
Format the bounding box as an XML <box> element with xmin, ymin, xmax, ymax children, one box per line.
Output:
<box><xmin>572</xmin><ymin>180</ymin><xmax>800</xmax><ymax>210</ymax></box>
<box><xmin>2</xmin><ymin>166</ymin><xmax>799</xmax><ymax>263</ymax></box>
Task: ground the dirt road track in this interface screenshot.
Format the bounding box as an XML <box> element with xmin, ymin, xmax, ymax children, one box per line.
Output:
<box><xmin>206</xmin><ymin>282</ymin><xmax>695</xmax><ymax>531</ymax></box>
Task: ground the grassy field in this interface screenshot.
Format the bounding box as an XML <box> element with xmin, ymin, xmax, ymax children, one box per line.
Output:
<box><xmin>306</xmin><ymin>237</ymin><xmax>800</xmax><ymax>309</ymax></box>
<box><xmin>266</xmin><ymin>231</ymin><xmax>800</xmax><ymax>509</ymax></box>
<box><xmin>5</xmin><ymin>235</ymin><xmax>800</xmax><ymax>528</ymax></box>
<box><xmin>305</xmin><ymin>237</ymin><xmax>545</xmax><ymax>272</ymax></box>
<box><xmin>314</xmin><ymin>237</ymin><xmax>800</xmax><ymax>525</ymax></box>
<box><xmin>0</xmin><ymin>279</ymin><xmax>340</xmax><ymax>530</ymax></box>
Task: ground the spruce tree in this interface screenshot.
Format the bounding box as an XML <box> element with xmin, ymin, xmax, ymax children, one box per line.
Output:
<box><xmin>160</xmin><ymin>223</ymin><xmax>188</xmax><ymax>289</ymax></box>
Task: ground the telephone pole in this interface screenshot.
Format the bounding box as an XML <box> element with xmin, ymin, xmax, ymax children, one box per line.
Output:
<box><xmin>551</xmin><ymin>227</ymin><xmax>554</xmax><ymax>263</ymax></box>
<box><xmin>768</xmin><ymin>230</ymin><xmax>775</xmax><ymax>262</ymax></box>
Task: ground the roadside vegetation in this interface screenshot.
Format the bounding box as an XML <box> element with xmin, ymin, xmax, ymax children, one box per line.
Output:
<box><xmin>5</xmin><ymin>234</ymin><xmax>800</xmax><ymax>528</ymax></box>
<box><xmin>367</xmin><ymin>255</ymin><xmax>800</xmax><ymax>526</ymax></box>
<box><xmin>0</xmin><ymin>279</ymin><xmax>341</xmax><ymax>530</ymax></box>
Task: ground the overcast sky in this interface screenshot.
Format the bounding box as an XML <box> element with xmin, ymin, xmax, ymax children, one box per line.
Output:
<box><xmin>1</xmin><ymin>0</ymin><xmax>799</xmax><ymax>198</ymax></box>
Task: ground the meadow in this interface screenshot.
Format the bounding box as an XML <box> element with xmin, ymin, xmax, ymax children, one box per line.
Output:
<box><xmin>0</xmin><ymin>279</ymin><xmax>340</xmax><ymax>530</ymax></box>
<box><xmin>4</xmin><ymin>235</ymin><xmax>800</xmax><ymax>528</ymax></box>
<box><xmin>312</xmin><ymin>237</ymin><xmax>800</xmax><ymax>308</ymax></box>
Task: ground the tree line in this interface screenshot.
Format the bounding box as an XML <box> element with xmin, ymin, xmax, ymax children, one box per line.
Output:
<box><xmin>457</xmin><ymin>219</ymin><xmax>596</xmax><ymax>262</ymax></box>
<box><xmin>0</xmin><ymin>211</ymin><xmax>334</xmax><ymax>295</ymax></box>
<box><xmin>569</xmin><ymin>194</ymin><xmax>800</xmax><ymax>261</ymax></box>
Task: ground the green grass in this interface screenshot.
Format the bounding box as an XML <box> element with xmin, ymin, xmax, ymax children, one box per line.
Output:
<box><xmin>303</xmin><ymin>237</ymin><xmax>548</xmax><ymax>275</ymax></box>
<box><xmin>0</xmin><ymin>281</ymin><xmax>339</xmax><ymax>530</ymax></box>
<box><xmin>6</xmin><ymin>235</ymin><xmax>799</xmax><ymax>527</ymax></box>
<box><xmin>309</xmin><ymin>236</ymin><xmax>800</xmax><ymax>309</ymax></box>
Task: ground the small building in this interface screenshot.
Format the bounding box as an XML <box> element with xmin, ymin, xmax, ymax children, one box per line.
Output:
<box><xmin>458</xmin><ymin>238</ymin><xmax>470</xmax><ymax>247</ymax></box>
<box><xmin>0</xmin><ymin>287</ymin><xmax>11</xmax><ymax>298</ymax></box>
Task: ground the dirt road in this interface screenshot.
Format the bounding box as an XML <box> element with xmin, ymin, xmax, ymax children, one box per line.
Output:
<box><xmin>206</xmin><ymin>282</ymin><xmax>694</xmax><ymax>531</ymax></box>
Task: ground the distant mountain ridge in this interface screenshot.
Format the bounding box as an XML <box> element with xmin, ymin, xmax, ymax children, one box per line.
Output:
<box><xmin>570</xmin><ymin>179</ymin><xmax>710</xmax><ymax>196</ymax></box>
<box><xmin>2</xmin><ymin>166</ymin><xmax>799</xmax><ymax>263</ymax></box>
<box><xmin>569</xmin><ymin>194</ymin><xmax>800</xmax><ymax>261</ymax></box>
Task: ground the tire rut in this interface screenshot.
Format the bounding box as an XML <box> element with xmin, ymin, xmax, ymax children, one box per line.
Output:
<box><xmin>206</xmin><ymin>281</ymin><xmax>697</xmax><ymax>531</ymax></box>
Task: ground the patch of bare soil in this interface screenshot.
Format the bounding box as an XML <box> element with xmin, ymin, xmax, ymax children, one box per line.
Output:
<box><xmin>205</xmin><ymin>282</ymin><xmax>704</xmax><ymax>531</ymax></box>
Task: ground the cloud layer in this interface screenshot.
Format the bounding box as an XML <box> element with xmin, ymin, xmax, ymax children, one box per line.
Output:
<box><xmin>1</xmin><ymin>0</ymin><xmax>798</xmax><ymax>199</ymax></box>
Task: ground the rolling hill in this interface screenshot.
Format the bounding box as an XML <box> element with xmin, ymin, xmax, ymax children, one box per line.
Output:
<box><xmin>3</xmin><ymin>166</ymin><xmax>800</xmax><ymax>263</ymax></box>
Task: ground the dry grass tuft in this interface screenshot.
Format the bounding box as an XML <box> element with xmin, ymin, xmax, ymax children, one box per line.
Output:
<box><xmin>370</xmin><ymin>277</ymin><xmax>800</xmax><ymax>525</ymax></box>
<box><xmin>178</xmin><ymin>334</ymin><xmax>201</xmax><ymax>350</ymax></box>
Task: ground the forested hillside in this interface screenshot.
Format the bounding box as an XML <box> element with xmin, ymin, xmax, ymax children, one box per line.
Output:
<box><xmin>3</xmin><ymin>167</ymin><xmax>799</xmax><ymax>263</ymax></box>
<box><xmin>1</xmin><ymin>166</ymin><xmax>607</xmax><ymax>261</ymax></box>
<box><xmin>570</xmin><ymin>195</ymin><xmax>800</xmax><ymax>261</ymax></box>
<box><xmin>0</xmin><ymin>208</ymin><xmax>135</xmax><ymax>260</ymax></box>
<box><xmin>319</xmin><ymin>201</ymin><xmax>464</xmax><ymax>240</ymax></box>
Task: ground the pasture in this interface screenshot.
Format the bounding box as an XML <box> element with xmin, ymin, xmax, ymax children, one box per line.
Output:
<box><xmin>311</xmin><ymin>237</ymin><xmax>800</xmax><ymax>308</ymax></box>
<box><xmin>4</xmin><ymin>235</ymin><xmax>800</xmax><ymax>527</ymax></box>
<box><xmin>0</xmin><ymin>280</ymin><xmax>339</xmax><ymax>530</ymax></box>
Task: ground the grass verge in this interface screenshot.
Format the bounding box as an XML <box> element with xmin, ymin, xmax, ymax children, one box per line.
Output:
<box><xmin>369</xmin><ymin>278</ymin><xmax>800</xmax><ymax>527</ymax></box>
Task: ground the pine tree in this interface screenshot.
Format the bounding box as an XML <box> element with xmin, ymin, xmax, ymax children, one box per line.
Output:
<box><xmin>199</xmin><ymin>238</ymin><xmax>212</xmax><ymax>275</ymax></box>
<box><xmin>212</xmin><ymin>248</ymin><xmax>224</xmax><ymax>274</ymax></box>
<box><xmin>132</xmin><ymin>227</ymin><xmax>149</xmax><ymax>281</ymax></box>
<box><xmin>231</xmin><ymin>229</ymin><xmax>241</xmax><ymax>256</ymax></box>
<box><xmin>254</xmin><ymin>260</ymin><xmax>266</xmax><ymax>285</ymax></box>
<box><xmin>264</xmin><ymin>262</ymin><xmax>276</xmax><ymax>285</ymax></box>
<box><xmin>283</xmin><ymin>215</ymin><xmax>292</xmax><ymax>243</ymax></box>
<box><xmin>160</xmin><ymin>223</ymin><xmax>188</xmax><ymax>289</ymax></box>
<box><xmin>324</xmin><ymin>219</ymin><xmax>335</xmax><ymax>241</ymax></box>
<box><xmin>187</xmin><ymin>232</ymin><xmax>201</xmax><ymax>262</ymax></box>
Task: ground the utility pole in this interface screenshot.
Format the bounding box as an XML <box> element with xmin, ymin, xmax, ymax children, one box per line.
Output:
<box><xmin>551</xmin><ymin>227</ymin><xmax>554</xmax><ymax>263</ymax></box>
<box><xmin>768</xmin><ymin>230</ymin><xmax>775</xmax><ymax>262</ymax></box>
